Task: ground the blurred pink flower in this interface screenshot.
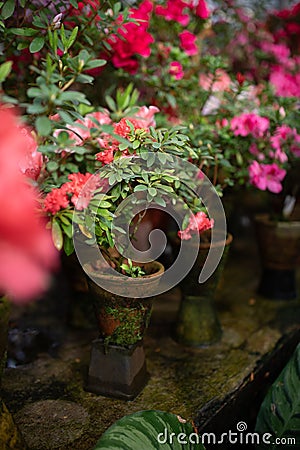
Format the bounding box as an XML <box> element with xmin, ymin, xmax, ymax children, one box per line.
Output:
<box><xmin>0</xmin><ymin>107</ymin><xmax>58</xmax><ymax>302</ymax></box>
<box><xmin>248</xmin><ymin>161</ymin><xmax>286</xmax><ymax>193</ymax></box>
<box><xmin>260</xmin><ymin>42</ymin><xmax>290</xmax><ymax>64</ymax></box>
<box><xmin>169</xmin><ymin>61</ymin><xmax>184</xmax><ymax>80</ymax></box>
<box><xmin>53</xmin><ymin>110</ymin><xmax>112</xmax><ymax>149</ymax></box>
<box><xmin>199</xmin><ymin>69</ymin><xmax>231</xmax><ymax>92</ymax></box>
<box><xmin>230</xmin><ymin>113</ymin><xmax>270</xmax><ymax>138</ymax></box>
<box><xmin>129</xmin><ymin>106</ymin><xmax>160</xmax><ymax>128</ymax></box>
<box><xmin>178</xmin><ymin>211</ymin><xmax>214</xmax><ymax>240</ymax></box>
<box><xmin>108</xmin><ymin>0</ymin><xmax>154</xmax><ymax>73</ymax></box>
<box><xmin>155</xmin><ymin>0</ymin><xmax>190</xmax><ymax>26</ymax></box>
<box><xmin>179</xmin><ymin>30</ymin><xmax>198</xmax><ymax>56</ymax></box>
<box><xmin>18</xmin><ymin>126</ymin><xmax>43</xmax><ymax>181</ymax></box>
<box><xmin>194</xmin><ymin>0</ymin><xmax>210</xmax><ymax>19</ymax></box>
<box><xmin>269</xmin><ymin>66</ymin><xmax>300</xmax><ymax>97</ymax></box>
<box><xmin>249</xmin><ymin>143</ymin><xmax>265</xmax><ymax>161</ymax></box>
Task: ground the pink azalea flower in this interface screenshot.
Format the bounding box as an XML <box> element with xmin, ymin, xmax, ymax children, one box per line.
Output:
<box><xmin>291</xmin><ymin>134</ymin><xmax>300</xmax><ymax>157</ymax></box>
<box><xmin>128</xmin><ymin>106</ymin><xmax>160</xmax><ymax>128</ymax></box>
<box><xmin>66</xmin><ymin>173</ymin><xmax>96</xmax><ymax>209</ymax></box>
<box><xmin>44</xmin><ymin>172</ymin><xmax>96</xmax><ymax>214</ymax></box>
<box><xmin>269</xmin><ymin>66</ymin><xmax>300</xmax><ymax>98</ymax></box>
<box><xmin>18</xmin><ymin>126</ymin><xmax>43</xmax><ymax>181</ymax></box>
<box><xmin>43</xmin><ymin>187</ymin><xmax>70</xmax><ymax>214</ymax></box>
<box><xmin>230</xmin><ymin>113</ymin><xmax>270</xmax><ymax>138</ymax></box>
<box><xmin>179</xmin><ymin>30</ymin><xmax>198</xmax><ymax>56</ymax></box>
<box><xmin>260</xmin><ymin>42</ymin><xmax>290</xmax><ymax>64</ymax></box>
<box><xmin>249</xmin><ymin>143</ymin><xmax>265</xmax><ymax>161</ymax></box>
<box><xmin>0</xmin><ymin>107</ymin><xmax>58</xmax><ymax>302</ymax></box>
<box><xmin>178</xmin><ymin>211</ymin><xmax>214</xmax><ymax>240</ymax></box>
<box><xmin>248</xmin><ymin>161</ymin><xmax>286</xmax><ymax>193</ymax></box>
<box><xmin>155</xmin><ymin>0</ymin><xmax>190</xmax><ymax>26</ymax></box>
<box><xmin>270</xmin><ymin>125</ymin><xmax>300</xmax><ymax>160</ymax></box>
<box><xmin>195</xmin><ymin>0</ymin><xmax>210</xmax><ymax>19</ymax></box>
<box><xmin>108</xmin><ymin>0</ymin><xmax>154</xmax><ymax>73</ymax></box>
<box><xmin>169</xmin><ymin>61</ymin><xmax>184</xmax><ymax>80</ymax></box>
<box><xmin>53</xmin><ymin>110</ymin><xmax>112</xmax><ymax>149</ymax></box>
<box><xmin>270</xmin><ymin>125</ymin><xmax>293</xmax><ymax>151</ymax></box>
<box><xmin>199</xmin><ymin>69</ymin><xmax>231</xmax><ymax>92</ymax></box>
<box><xmin>95</xmin><ymin>148</ymin><xmax>115</xmax><ymax>165</ymax></box>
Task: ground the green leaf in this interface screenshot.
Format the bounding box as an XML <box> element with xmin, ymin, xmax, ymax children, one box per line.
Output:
<box><xmin>148</xmin><ymin>187</ymin><xmax>157</xmax><ymax>197</ymax></box>
<box><xmin>35</xmin><ymin>116</ymin><xmax>52</xmax><ymax>136</ymax></box>
<box><xmin>29</xmin><ymin>36</ymin><xmax>45</xmax><ymax>53</ymax></box>
<box><xmin>154</xmin><ymin>196</ymin><xmax>166</xmax><ymax>207</ymax></box>
<box><xmin>1</xmin><ymin>0</ymin><xmax>15</xmax><ymax>19</ymax></box>
<box><xmin>255</xmin><ymin>343</ymin><xmax>300</xmax><ymax>449</ymax></box>
<box><xmin>85</xmin><ymin>59</ymin><xmax>107</xmax><ymax>69</ymax></box>
<box><xmin>10</xmin><ymin>27</ymin><xmax>38</xmax><ymax>36</ymax></box>
<box><xmin>63</xmin><ymin>236</ymin><xmax>74</xmax><ymax>256</ymax></box>
<box><xmin>119</xmin><ymin>143</ymin><xmax>129</xmax><ymax>151</ymax></box>
<box><xmin>105</xmin><ymin>95</ymin><xmax>116</xmax><ymax>111</ymax></box>
<box><xmin>46</xmin><ymin>161</ymin><xmax>59</xmax><ymax>172</ymax></box>
<box><xmin>134</xmin><ymin>185</ymin><xmax>147</xmax><ymax>192</ymax></box>
<box><xmin>52</xmin><ymin>219</ymin><xmax>63</xmax><ymax>251</ymax></box>
<box><xmin>17</xmin><ymin>42</ymin><xmax>29</xmax><ymax>50</ymax></box>
<box><xmin>94</xmin><ymin>410</ymin><xmax>205</xmax><ymax>449</ymax></box>
<box><xmin>27</xmin><ymin>103</ymin><xmax>46</xmax><ymax>114</ymax></box>
<box><xmin>66</xmin><ymin>26</ymin><xmax>78</xmax><ymax>50</ymax></box>
<box><xmin>61</xmin><ymin>222</ymin><xmax>73</xmax><ymax>239</ymax></box>
<box><xmin>0</xmin><ymin>61</ymin><xmax>12</xmax><ymax>83</ymax></box>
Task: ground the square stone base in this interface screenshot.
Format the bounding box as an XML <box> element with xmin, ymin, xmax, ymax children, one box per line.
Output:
<box><xmin>86</xmin><ymin>339</ymin><xmax>149</xmax><ymax>400</ymax></box>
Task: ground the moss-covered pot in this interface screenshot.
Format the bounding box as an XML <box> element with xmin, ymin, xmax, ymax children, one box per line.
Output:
<box><xmin>255</xmin><ymin>214</ymin><xmax>300</xmax><ymax>299</ymax></box>
<box><xmin>84</xmin><ymin>261</ymin><xmax>164</xmax><ymax>399</ymax></box>
<box><xmin>84</xmin><ymin>261</ymin><xmax>164</xmax><ymax>346</ymax></box>
<box><xmin>174</xmin><ymin>234</ymin><xmax>232</xmax><ymax>347</ymax></box>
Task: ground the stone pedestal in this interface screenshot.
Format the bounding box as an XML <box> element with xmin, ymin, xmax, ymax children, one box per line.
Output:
<box><xmin>86</xmin><ymin>339</ymin><xmax>149</xmax><ymax>400</ymax></box>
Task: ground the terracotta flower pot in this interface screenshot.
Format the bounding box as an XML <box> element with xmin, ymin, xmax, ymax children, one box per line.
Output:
<box><xmin>174</xmin><ymin>234</ymin><xmax>233</xmax><ymax>347</ymax></box>
<box><xmin>83</xmin><ymin>260</ymin><xmax>164</xmax><ymax>400</ymax></box>
<box><xmin>255</xmin><ymin>214</ymin><xmax>300</xmax><ymax>300</ymax></box>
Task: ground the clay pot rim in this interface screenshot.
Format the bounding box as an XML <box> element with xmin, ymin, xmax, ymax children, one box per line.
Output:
<box><xmin>173</xmin><ymin>233</ymin><xmax>233</xmax><ymax>249</ymax></box>
<box><xmin>255</xmin><ymin>213</ymin><xmax>300</xmax><ymax>229</ymax></box>
<box><xmin>198</xmin><ymin>232</ymin><xmax>233</xmax><ymax>249</ymax></box>
<box><xmin>84</xmin><ymin>260</ymin><xmax>164</xmax><ymax>284</ymax></box>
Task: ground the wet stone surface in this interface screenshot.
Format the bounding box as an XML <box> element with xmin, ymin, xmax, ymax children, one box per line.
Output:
<box><xmin>1</xmin><ymin>234</ymin><xmax>300</xmax><ymax>449</ymax></box>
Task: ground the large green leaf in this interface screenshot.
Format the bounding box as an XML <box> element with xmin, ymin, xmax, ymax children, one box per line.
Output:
<box><xmin>255</xmin><ymin>343</ymin><xmax>300</xmax><ymax>449</ymax></box>
<box><xmin>94</xmin><ymin>410</ymin><xmax>205</xmax><ymax>449</ymax></box>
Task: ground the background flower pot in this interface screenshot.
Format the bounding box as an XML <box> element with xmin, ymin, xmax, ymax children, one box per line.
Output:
<box><xmin>84</xmin><ymin>260</ymin><xmax>164</xmax><ymax>399</ymax></box>
<box><xmin>255</xmin><ymin>214</ymin><xmax>300</xmax><ymax>300</ymax></box>
<box><xmin>174</xmin><ymin>234</ymin><xmax>232</xmax><ymax>347</ymax></box>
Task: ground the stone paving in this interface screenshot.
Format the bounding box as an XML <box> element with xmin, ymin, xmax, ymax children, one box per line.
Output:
<box><xmin>1</xmin><ymin>235</ymin><xmax>300</xmax><ymax>449</ymax></box>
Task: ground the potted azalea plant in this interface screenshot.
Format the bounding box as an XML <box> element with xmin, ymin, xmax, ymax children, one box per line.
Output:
<box><xmin>66</xmin><ymin>112</ymin><xmax>215</xmax><ymax>399</ymax></box>
<box><xmin>216</xmin><ymin>83</ymin><xmax>300</xmax><ymax>300</ymax></box>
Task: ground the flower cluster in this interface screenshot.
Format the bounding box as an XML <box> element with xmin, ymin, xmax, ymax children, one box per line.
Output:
<box><xmin>43</xmin><ymin>172</ymin><xmax>95</xmax><ymax>214</ymax></box>
<box><xmin>225</xmin><ymin>112</ymin><xmax>300</xmax><ymax>194</ymax></box>
<box><xmin>106</xmin><ymin>0</ymin><xmax>154</xmax><ymax>73</ymax></box>
<box><xmin>178</xmin><ymin>211</ymin><xmax>214</xmax><ymax>240</ymax></box>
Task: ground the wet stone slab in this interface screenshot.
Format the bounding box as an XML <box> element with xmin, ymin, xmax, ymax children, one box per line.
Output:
<box><xmin>1</xmin><ymin>238</ymin><xmax>300</xmax><ymax>450</ymax></box>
